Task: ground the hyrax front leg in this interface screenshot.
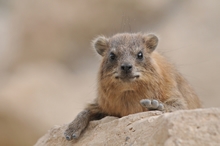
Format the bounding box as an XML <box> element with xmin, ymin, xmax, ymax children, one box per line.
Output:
<box><xmin>64</xmin><ymin>102</ymin><xmax>105</xmax><ymax>141</ymax></box>
<box><xmin>64</xmin><ymin>110</ymin><xmax>90</xmax><ymax>140</ymax></box>
<box><xmin>140</xmin><ymin>98</ymin><xmax>187</xmax><ymax>112</ymax></box>
<box><xmin>140</xmin><ymin>99</ymin><xmax>164</xmax><ymax>111</ymax></box>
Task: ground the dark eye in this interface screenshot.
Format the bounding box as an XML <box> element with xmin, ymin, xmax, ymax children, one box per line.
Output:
<box><xmin>137</xmin><ymin>52</ymin><xmax>143</xmax><ymax>59</ymax></box>
<box><xmin>109</xmin><ymin>52</ymin><xmax>116</xmax><ymax>60</ymax></box>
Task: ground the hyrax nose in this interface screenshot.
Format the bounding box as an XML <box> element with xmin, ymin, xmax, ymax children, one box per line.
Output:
<box><xmin>121</xmin><ymin>63</ymin><xmax>132</xmax><ymax>73</ymax></box>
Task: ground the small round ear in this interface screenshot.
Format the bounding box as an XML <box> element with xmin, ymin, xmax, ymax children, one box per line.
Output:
<box><xmin>92</xmin><ymin>36</ymin><xmax>109</xmax><ymax>56</ymax></box>
<box><xmin>143</xmin><ymin>34</ymin><xmax>159</xmax><ymax>53</ymax></box>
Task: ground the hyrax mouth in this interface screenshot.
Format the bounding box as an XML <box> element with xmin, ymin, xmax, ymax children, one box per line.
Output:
<box><xmin>115</xmin><ymin>74</ymin><xmax>140</xmax><ymax>81</ymax></box>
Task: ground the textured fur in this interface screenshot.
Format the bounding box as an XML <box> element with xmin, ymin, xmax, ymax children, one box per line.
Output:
<box><xmin>64</xmin><ymin>33</ymin><xmax>201</xmax><ymax>140</ymax></box>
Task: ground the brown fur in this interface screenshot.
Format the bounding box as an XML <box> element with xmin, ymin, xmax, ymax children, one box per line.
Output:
<box><xmin>64</xmin><ymin>33</ymin><xmax>201</xmax><ymax>140</ymax></box>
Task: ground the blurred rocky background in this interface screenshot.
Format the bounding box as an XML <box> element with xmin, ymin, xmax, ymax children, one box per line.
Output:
<box><xmin>0</xmin><ymin>0</ymin><xmax>219</xmax><ymax>145</ymax></box>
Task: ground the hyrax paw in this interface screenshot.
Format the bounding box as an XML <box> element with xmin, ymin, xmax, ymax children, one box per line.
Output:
<box><xmin>140</xmin><ymin>99</ymin><xmax>164</xmax><ymax>111</ymax></box>
<box><xmin>64</xmin><ymin>125</ymin><xmax>81</xmax><ymax>141</ymax></box>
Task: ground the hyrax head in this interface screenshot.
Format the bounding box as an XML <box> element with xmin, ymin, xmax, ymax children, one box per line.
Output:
<box><xmin>93</xmin><ymin>33</ymin><xmax>158</xmax><ymax>83</ymax></box>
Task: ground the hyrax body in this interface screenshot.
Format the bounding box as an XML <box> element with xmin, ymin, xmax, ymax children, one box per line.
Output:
<box><xmin>64</xmin><ymin>33</ymin><xmax>201</xmax><ymax>140</ymax></box>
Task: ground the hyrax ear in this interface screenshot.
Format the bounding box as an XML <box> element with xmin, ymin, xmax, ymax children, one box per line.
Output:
<box><xmin>92</xmin><ymin>36</ymin><xmax>109</xmax><ymax>56</ymax></box>
<box><xmin>143</xmin><ymin>34</ymin><xmax>159</xmax><ymax>53</ymax></box>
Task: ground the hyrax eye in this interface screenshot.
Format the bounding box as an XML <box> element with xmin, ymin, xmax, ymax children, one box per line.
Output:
<box><xmin>109</xmin><ymin>52</ymin><xmax>116</xmax><ymax>60</ymax></box>
<box><xmin>137</xmin><ymin>52</ymin><xmax>143</xmax><ymax>60</ymax></box>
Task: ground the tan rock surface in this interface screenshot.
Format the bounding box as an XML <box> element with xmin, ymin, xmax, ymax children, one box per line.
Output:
<box><xmin>35</xmin><ymin>108</ymin><xmax>220</xmax><ymax>146</ymax></box>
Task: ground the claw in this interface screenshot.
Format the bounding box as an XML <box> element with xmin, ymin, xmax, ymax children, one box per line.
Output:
<box><xmin>151</xmin><ymin>100</ymin><xmax>159</xmax><ymax>108</ymax></box>
<box><xmin>140</xmin><ymin>99</ymin><xmax>151</xmax><ymax>107</ymax></box>
<box><xmin>65</xmin><ymin>135</ymin><xmax>72</xmax><ymax>141</ymax></box>
<box><xmin>158</xmin><ymin>104</ymin><xmax>164</xmax><ymax>111</ymax></box>
<box><xmin>72</xmin><ymin>133</ymin><xmax>78</xmax><ymax>139</ymax></box>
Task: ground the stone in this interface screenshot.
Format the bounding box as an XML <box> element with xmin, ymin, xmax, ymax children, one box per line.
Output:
<box><xmin>35</xmin><ymin>108</ymin><xmax>220</xmax><ymax>146</ymax></box>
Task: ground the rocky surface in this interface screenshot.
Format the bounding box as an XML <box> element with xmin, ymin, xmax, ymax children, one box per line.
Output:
<box><xmin>35</xmin><ymin>108</ymin><xmax>220</xmax><ymax>146</ymax></box>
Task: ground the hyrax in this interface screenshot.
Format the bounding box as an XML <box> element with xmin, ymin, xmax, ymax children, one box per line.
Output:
<box><xmin>64</xmin><ymin>33</ymin><xmax>201</xmax><ymax>140</ymax></box>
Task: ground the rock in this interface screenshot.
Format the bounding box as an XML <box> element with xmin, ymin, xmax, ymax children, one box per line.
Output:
<box><xmin>35</xmin><ymin>108</ymin><xmax>220</xmax><ymax>146</ymax></box>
